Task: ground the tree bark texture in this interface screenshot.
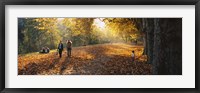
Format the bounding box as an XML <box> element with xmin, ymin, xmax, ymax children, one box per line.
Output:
<box><xmin>152</xmin><ymin>18</ymin><xmax>182</xmax><ymax>75</ymax></box>
<box><xmin>135</xmin><ymin>18</ymin><xmax>182</xmax><ymax>75</ymax></box>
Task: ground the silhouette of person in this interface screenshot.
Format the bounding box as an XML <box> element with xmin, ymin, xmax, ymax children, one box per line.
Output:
<box><xmin>58</xmin><ymin>41</ymin><xmax>63</xmax><ymax>58</ymax></box>
<box><xmin>66</xmin><ymin>40</ymin><xmax>72</xmax><ymax>57</ymax></box>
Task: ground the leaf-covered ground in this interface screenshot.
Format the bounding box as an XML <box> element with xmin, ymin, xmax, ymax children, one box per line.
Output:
<box><xmin>18</xmin><ymin>43</ymin><xmax>152</xmax><ymax>75</ymax></box>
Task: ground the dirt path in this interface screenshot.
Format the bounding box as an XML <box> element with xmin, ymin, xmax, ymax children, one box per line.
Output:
<box><xmin>18</xmin><ymin>43</ymin><xmax>152</xmax><ymax>75</ymax></box>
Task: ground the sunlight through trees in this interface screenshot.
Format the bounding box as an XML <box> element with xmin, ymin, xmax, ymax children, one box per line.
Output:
<box><xmin>18</xmin><ymin>18</ymin><xmax>142</xmax><ymax>54</ymax></box>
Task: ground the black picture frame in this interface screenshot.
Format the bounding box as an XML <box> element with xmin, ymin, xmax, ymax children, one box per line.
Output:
<box><xmin>0</xmin><ymin>0</ymin><xmax>199</xmax><ymax>93</ymax></box>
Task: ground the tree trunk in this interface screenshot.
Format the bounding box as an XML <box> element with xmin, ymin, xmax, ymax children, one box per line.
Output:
<box><xmin>143</xmin><ymin>32</ymin><xmax>147</xmax><ymax>55</ymax></box>
<box><xmin>152</xmin><ymin>19</ymin><xmax>160</xmax><ymax>75</ymax></box>
<box><xmin>146</xmin><ymin>19</ymin><xmax>154</xmax><ymax>64</ymax></box>
<box><xmin>152</xmin><ymin>18</ymin><xmax>182</xmax><ymax>75</ymax></box>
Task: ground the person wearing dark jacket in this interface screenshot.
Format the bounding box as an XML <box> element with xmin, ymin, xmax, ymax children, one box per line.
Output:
<box><xmin>58</xmin><ymin>41</ymin><xmax>64</xmax><ymax>58</ymax></box>
<box><xmin>66</xmin><ymin>40</ymin><xmax>72</xmax><ymax>57</ymax></box>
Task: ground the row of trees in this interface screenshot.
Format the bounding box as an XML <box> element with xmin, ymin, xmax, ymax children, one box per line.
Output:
<box><xmin>18</xmin><ymin>18</ymin><xmax>61</xmax><ymax>54</ymax></box>
<box><xmin>102</xmin><ymin>18</ymin><xmax>182</xmax><ymax>74</ymax></box>
<box><xmin>18</xmin><ymin>18</ymin><xmax>182</xmax><ymax>75</ymax></box>
<box><xmin>103</xmin><ymin>18</ymin><xmax>141</xmax><ymax>42</ymax></box>
<box><xmin>134</xmin><ymin>18</ymin><xmax>182</xmax><ymax>75</ymax></box>
<box><xmin>18</xmin><ymin>18</ymin><xmax>141</xmax><ymax>54</ymax></box>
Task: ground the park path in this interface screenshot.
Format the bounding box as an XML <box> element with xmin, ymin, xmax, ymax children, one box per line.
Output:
<box><xmin>18</xmin><ymin>43</ymin><xmax>152</xmax><ymax>75</ymax></box>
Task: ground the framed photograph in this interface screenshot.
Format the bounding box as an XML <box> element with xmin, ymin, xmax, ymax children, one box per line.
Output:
<box><xmin>0</xmin><ymin>0</ymin><xmax>199</xmax><ymax>93</ymax></box>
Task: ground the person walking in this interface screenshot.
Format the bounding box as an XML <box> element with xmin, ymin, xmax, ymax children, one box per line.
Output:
<box><xmin>58</xmin><ymin>41</ymin><xmax>64</xmax><ymax>58</ymax></box>
<box><xmin>66</xmin><ymin>40</ymin><xmax>72</xmax><ymax>57</ymax></box>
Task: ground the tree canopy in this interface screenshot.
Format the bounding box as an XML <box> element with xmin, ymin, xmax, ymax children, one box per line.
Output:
<box><xmin>18</xmin><ymin>18</ymin><xmax>142</xmax><ymax>54</ymax></box>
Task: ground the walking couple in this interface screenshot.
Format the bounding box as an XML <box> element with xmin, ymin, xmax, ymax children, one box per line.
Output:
<box><xmin>57</xmin><ymin>40</ymin><xmax>72</xmax><ymax>58</ymax></box>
